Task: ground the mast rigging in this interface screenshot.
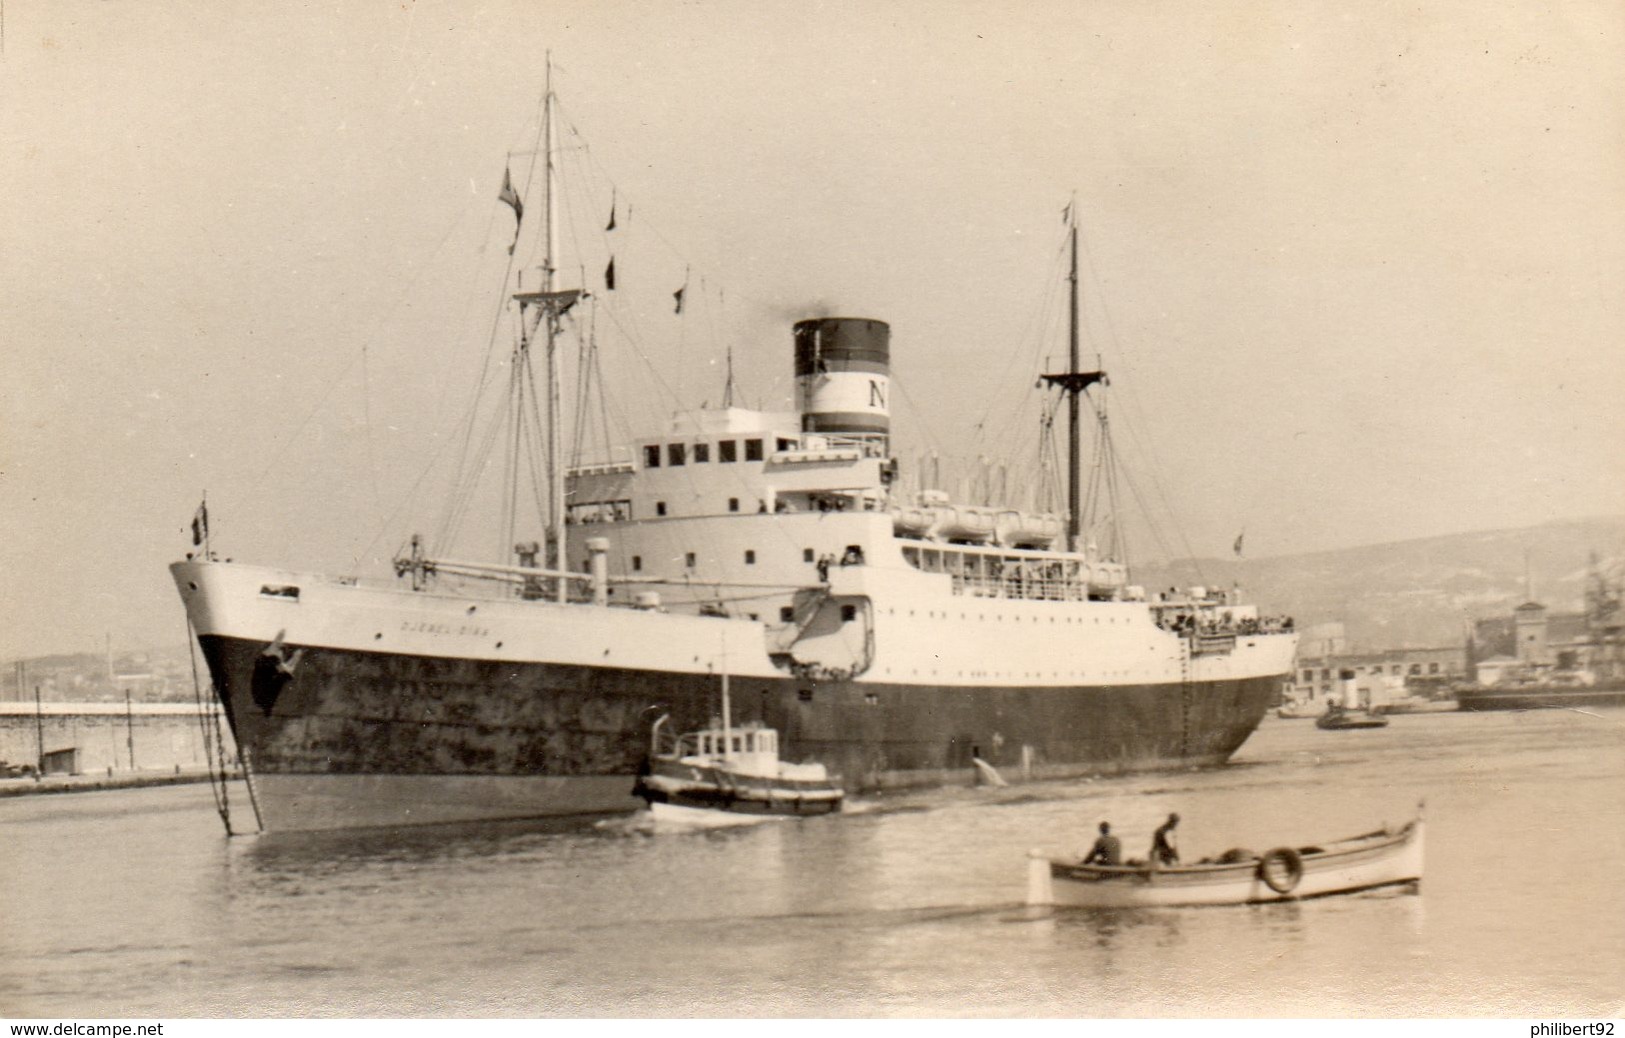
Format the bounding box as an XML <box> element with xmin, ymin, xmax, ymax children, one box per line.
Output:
<box><xmin>1041</xmin><ymin>204</ymin><xmax>1107</xmax><ymax>555</ymax></box>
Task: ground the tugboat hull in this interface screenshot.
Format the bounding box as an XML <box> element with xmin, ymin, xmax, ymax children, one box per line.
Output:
<box><xmin>633</xmin><ymin>758</ymin><xmax>843</xmax><ymax>816</ymax></box>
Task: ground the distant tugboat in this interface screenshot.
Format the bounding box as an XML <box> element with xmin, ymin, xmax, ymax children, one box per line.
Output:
<box><xmin>1316</xmin><ymin>670</ymin><xmax>1389</xmax><ymax>730</ymax></box>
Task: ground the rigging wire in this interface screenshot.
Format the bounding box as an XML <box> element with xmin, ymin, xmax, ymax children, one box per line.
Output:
<box><xmin>969</xmin><ymin>234</ymin><xmax>1069</xmax><ymax>449</ymax></box>
<box><xmin>522</xmin><ymin>341</ymin><xmax>554</xmax><ymax>534</ymax></box>
<box><xmin>362</xmin><ymin>75</ymin><xmax>1215</xmax><ymax>593</ymax></box>
<box><xmin>1071</xmin><ymin>225</ymin><xmax>1206</xmax><ymax>576</ymax></box>
<box><xmin>249</xmin><ymin>195</ymin><xmax>481</xmax><ymax>540</ymax></box>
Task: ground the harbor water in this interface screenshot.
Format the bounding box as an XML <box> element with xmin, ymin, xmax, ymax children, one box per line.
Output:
<box><xmin>2</xmin><ymin>708</ymin><xmax>1621</xmax><ymax>1017</ymax></box>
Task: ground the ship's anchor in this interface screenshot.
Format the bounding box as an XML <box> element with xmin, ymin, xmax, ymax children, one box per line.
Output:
<box><xmin>251</xmin><ymin>629</ymin><xmax>305</xmax><ymax>717</ymax></box>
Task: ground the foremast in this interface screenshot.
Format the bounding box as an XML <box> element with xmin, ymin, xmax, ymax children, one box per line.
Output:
<box><xmin>399</xmin><ymin>55</ymin><xmax>583</xmax><ymax>602</ymax></box>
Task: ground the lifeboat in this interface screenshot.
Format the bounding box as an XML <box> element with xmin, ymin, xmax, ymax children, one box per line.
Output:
<box><xmin>1087</xmin><ymin>562</ymin><xmax>1127</xmax><ymax>594</ymax></box>
<box><xmin>997</xmin><ymin>511</ymin><xmax>1062</xmax><ymax>549</ymax></box>
<box><xmin>890</xmin><ymin>506</ymin><xmax>934</xmax><ymax>538</ymax></box>
<box><xmin>934</xmin><ymin>504</ymin><xmax>997</xmax><ymax>544</ymax></box>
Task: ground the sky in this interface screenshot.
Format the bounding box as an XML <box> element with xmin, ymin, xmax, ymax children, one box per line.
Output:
<box><xmin>2</xmin><ymin>0</ymin><xmax>1623</xmax><ymax>658</ymax></box>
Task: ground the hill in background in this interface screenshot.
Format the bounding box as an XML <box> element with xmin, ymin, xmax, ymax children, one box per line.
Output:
<box><xmin>1135</xmin><ymin>515</ymin><xmax>1625</xmax><ymax>652</ymax></box>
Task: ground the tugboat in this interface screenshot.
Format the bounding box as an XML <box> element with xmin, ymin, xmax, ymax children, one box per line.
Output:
<box><xmin>633</xmin><ymin>716</ymin><xmax>844</xmax><ymax>822</ymax></box>
<box><xmin>633</xmin><ymin>641</ymin><xmax>843</xmax><ymax>822</ymax></box>
<box><xmin>1316</xmin><ymin>669</ymin><xmax>1389</xmax><ymax>730</ymax></box>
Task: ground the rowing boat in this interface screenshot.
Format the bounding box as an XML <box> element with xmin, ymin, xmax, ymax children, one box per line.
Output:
<box><xmin>1026</xmin><ymin>809</ymin><xmax>1424</xmax><ymax>908</ymax></box>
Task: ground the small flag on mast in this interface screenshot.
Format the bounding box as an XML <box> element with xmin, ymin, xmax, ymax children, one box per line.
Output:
<box><xmin>499</xmin><ymin>167</ymin><xmax>524</xmax><ymax>255</ymax></box>
<box><xmin>1233</xmin><ymin>531</ymin><xmax>1245</xmax><ymax>557</ymax></box>
<box><xmin>604</xmin><ymin>257</ymin><xmax>616</xmax><ymax>291</ymax></box>
<box><xmin>606</xmin><ymin>190</ymin><xmax>617</xmax><ymax>231</ymax></box>
<box><xmin>191</xmin><ymin>501</ymin><xmax>209</xmax><ymax>547</ymax></box>
<box><xmin>673</xmin><ymin>267</ymin><xmax>689</xmax><ymax>314</ymax></box>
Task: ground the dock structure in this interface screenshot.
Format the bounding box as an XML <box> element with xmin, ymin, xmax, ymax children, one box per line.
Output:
<box><xmin>0</xmin><ymin>701</ymin><xmax>236</xmax><ymax>779</ymax></box>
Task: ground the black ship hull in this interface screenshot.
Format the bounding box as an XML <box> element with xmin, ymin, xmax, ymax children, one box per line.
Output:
<box><xmin>200</xmin><ymin>633</ymin><xmax>1277</xmax><ymax>832</ymax></box>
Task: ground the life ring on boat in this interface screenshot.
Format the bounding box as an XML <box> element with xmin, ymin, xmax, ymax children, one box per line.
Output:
<box><xmin>1258</xmin><ymin>847</ymin><xmax>1304</xmax><ymax>894</ymax></box>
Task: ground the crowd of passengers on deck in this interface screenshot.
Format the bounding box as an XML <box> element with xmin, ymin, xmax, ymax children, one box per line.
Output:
<box><xmin>1156</xmin><ymin>611</ymin><xmax>1294</xmax><ymax>636</ymax></box>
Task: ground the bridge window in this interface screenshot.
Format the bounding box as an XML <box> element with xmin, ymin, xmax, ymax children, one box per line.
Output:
<box><xmin>841</xmin><ymin>604</ymin><xmax>857</xmax><ymax>622</ymax></box>
<box><xmin>656</xmin><ymin>502</ymin><xmax>667</xmax><ymax>516</ymax></box>
<box><xmin>693</xmin><ymin>443</ymin><xmax>710</xmax><ymax>463</ymax></box>
<box><xmin>719</xmin><ymin>440</ymin><xmax>737</xmax><ymax>462</ymax></box>
<box><xmin>744</xmin><ymin>550</ymin><xmax>756</xmax><ymax>565</ymax></box>
<box><xmin>776</xmin><ymin>437</ymin><xmax>796</xmax><ymax>452</ymax></box>
<box><xmin>643</xmin><ymin>444</ymin><xmax>660</xmax><ymax>468</ymax></box>
<box><xmin>803</xmin><ymin>548</ymin><xmax>814</xmax><ymax>562</ymax></box>
<box><xmin>729</xmin><ymin>498</ymin><xmax>739</xmax><ymax>512</ymax></box>
<box><xmin>780</xmin><ymin>606</ymin><xmax>794</xmax><ymax>622</ymax></box>
<box><xmin>744</xmin><ymin>438</ymin><xmax>763</xmax><ymax>461</ymax></box>
<box><xmin>667</xmin><ymin>443</ymin><xmax>686</xmax><ymax>466</ymax></box>
<box><xmin>632</xmin><ymin>556</ymin><xmax>642</xmax><ymax>571</ymax></box>
<box><xmin>685</xmin><ymin>552</ymin><xmax>696</xmax><ymax>568</ymax></box>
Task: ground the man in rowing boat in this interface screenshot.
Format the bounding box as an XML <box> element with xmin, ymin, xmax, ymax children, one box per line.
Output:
<box><xmin>1082</xmin><ymin>822</ymin><xmax>1122</xmax><ymax>865</ymax></box>
<box><xmin>1151</xmin><ymin>813</ymin><xmax>1181</xmax><ymax>867</ymax></box>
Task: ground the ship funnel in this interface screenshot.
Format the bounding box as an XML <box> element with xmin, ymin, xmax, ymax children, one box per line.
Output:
<box><xmin>794</xmin><ymin>318</ymin><xmax>890</xmax><ymax>442</ymax></box>
<box><xmin>1339</xmin><ymin>668</ymin><xmax>1360</xmax><ymax>710</ymax></box>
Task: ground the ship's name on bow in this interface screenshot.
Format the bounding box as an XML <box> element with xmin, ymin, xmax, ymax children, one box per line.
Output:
<box><xmin>400</xmin><ymin>620</ymin><xmax>491</xmax><ymax>638</ymax></box>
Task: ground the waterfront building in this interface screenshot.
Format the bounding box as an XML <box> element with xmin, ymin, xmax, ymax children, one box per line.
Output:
<box><xmin>1286</xmin><ymin>645</ymin><xmax>1466</xmax><ymax>708</ymax></box>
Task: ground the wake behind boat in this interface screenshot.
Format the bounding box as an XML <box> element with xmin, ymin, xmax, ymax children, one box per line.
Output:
<box><xmin>1026</xmin><ymin>808</ymin><xmax>1425</xmax><ymax>908</ymax></box>
<box><xmin>1316</xmin><ymin>703</ymin><xmax>1389</xmax><ymax>730</ymax></box>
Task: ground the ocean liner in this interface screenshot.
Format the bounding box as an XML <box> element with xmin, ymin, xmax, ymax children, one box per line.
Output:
<box><xmin>173</xmin><ymin>74</ymin><xmax>1297</xmax><ymax>833</ymax></box>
